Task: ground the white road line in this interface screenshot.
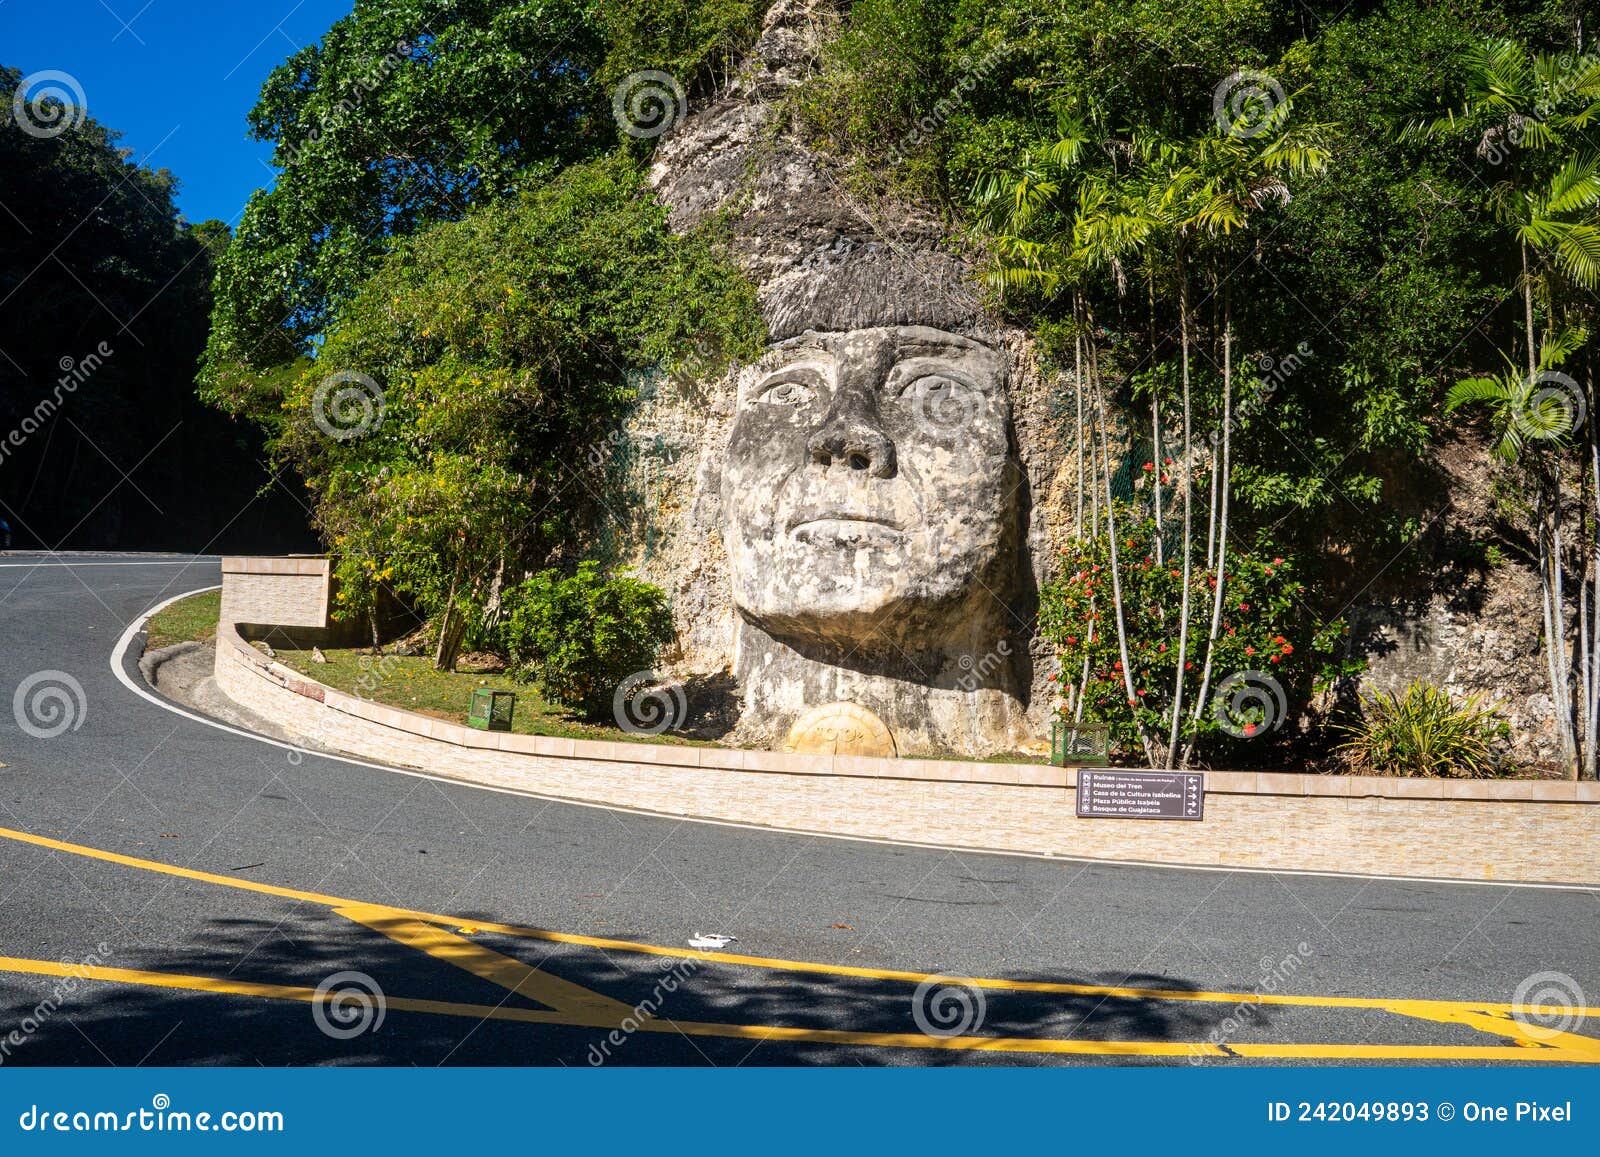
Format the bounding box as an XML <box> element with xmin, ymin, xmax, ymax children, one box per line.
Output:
<box><xmin>109</xmin><ymin>586</ymin><xmax>1599</xmax><ymax>895</ymax></box>
<box><xmin>0</xmin><ymin>560</ymin><xmax>217</xmax><ymax>567</ymax></box>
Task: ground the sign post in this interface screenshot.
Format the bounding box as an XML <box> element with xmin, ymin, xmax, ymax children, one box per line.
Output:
<box><xmin>1076</xmin><ymin>769</ymin><xmax>1204</xmax><ymax>821</ymax></box>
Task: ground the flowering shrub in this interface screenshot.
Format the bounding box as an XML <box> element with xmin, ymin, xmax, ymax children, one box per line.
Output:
<box><xmin>504</xmin><ymin>562</ymin><xmax>676</xmax><ymax>719</ymax></box>
<box><xmin>1039</xmin><ymin>510</ymin><xmax>1346</xmax><ymax>760</ymax></box>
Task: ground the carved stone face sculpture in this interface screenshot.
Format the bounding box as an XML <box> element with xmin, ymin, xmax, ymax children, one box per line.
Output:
<box><xmin>722</xmin><ymin>325</ymin><xmax>1014</xmax><ymax>657</ymax></box>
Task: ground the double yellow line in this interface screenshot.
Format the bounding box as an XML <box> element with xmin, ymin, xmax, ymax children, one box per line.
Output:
<box><xmin>1</xmin><ymin>824</ymin><xmax>1596</xmax><ymax>1061</ymax></box>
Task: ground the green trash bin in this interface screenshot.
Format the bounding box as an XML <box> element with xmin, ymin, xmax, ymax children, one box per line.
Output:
<box><xmin>1051</xmin><ymin>720</ymin><xmax>1110</xmax><ymax>767</ymax></box>
<box><xmin>467</xmin><ymin>688</ymin><xmax>516</xmax><ymax>732</ymax></box>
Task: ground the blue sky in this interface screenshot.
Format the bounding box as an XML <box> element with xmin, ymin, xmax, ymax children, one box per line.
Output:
<box><xmin>1</xmin><ymin>0</ymin><xmax>356</xmax><ymax>225</ymax></box>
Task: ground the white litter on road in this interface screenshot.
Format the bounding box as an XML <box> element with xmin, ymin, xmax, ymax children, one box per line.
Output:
<box><xmin>688</xmin><ymin>933</ymin><xmax>736</xmax><ymax>950</ymax></box>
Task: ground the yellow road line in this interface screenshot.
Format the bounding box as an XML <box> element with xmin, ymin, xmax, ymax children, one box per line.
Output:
<box><xmin>1379</xmin><ymin>999</ymin><xmax>1600</xmax><ymax>1059</ymax></box>
<box><xmin>1226</xmin><ymin>1043</ymin><xmax>1600</xmax><ymax>1061</ymax></box>
<box><xmin>334</xmin><ymin>905</ymin><xmax>633</xmax><ymax>1024</ymax></box>
<box><xmin>5</xmin><ymin>953</ymin><xmax>1597</xmax><ymax>1061</ymax></box>
<box><xmin>0</xmin><ymin>954</ymin><xmax>1217</xmax><ymax>1056</ymax></box>
<box><xmin>0</xmin><ymin>955</ymin><xmax>585</xmax><ymax>1027</ymax></box>
<box><xmin>2</xmin><ymin>822</ymin><xmax>1597</xmax><ymax>1052</ymax></box>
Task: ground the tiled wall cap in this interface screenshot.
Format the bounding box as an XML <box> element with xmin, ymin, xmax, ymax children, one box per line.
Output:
<box><xmin>220</xmin><ymin>556</ymin><xmax>331</xmax><ymax>576</ymax></box>
<box><xmin>215</xmin><ymin>618</ymin><xmax>1596</xmax><ymax>802</ymax></box>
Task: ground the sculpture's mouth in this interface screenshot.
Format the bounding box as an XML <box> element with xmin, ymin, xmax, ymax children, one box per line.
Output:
<box><xmin>789</xmin><ymin>512</ymin><xmax>905</xmax><ymax>545</ymax></box>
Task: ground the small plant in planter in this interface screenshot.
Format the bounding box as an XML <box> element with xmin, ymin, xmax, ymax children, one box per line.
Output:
<box><xmin>1338</xmin><ymin>680</ymin><xmax>1515</xmax><ymax>777</ymax></box>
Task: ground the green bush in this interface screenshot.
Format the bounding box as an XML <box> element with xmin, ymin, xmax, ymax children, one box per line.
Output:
<box><xmin>1339</xmin><ymin>681</ymin><xmax>1513</xmax><ymax>778</ymax></box>
<box><xmin>504</xmin><ymin>563</ymin><xmax>675</xmax><ymax>719</ymax></box>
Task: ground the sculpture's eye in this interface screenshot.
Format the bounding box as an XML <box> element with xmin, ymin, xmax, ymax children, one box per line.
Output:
<box><xmin>898</xmin><ymin>373</ymin><xmax>979</xmax><ymax>426</ymax></box>
<box><xmin>906</xmin><ymin>374</ymin><xmax>965</xmax><ymax>401</ymax></box>
<box><xmin>754</xmin><ymin>376</ymin><xmax>817</xmax><ymax>407</ymax></box>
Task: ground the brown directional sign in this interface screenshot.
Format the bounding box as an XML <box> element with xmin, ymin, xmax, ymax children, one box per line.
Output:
<box><xmin>1076</xmin><ymin>769</ymin><xmax>1204</xmax><ymax>821</ymax></box>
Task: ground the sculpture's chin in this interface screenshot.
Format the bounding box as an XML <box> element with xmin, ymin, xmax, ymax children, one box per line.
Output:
<box><xmin>734</xmin><ymin>578</ymin><xmax>969</xmax><ymax>658</ymax></box>
<box><xmin>738</xmin><ymin>604</ymin><xmax>916</xmax><ymax>656</ymax></box>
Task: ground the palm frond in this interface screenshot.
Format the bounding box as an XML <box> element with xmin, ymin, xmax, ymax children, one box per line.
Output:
<box><xmin>1465</xmin><ymin>37</ymin><xmax>1536</xmax><ymax>115</ymax></box>
<box><xmin>1445</xmin><ymin>375</ymin><xmax>1513</xmax><ymax>412</ymax></box>
<box><xmin>1522</xmin><ymin>218</ymin><xmax>1600</xmax><ymax>287</ymax></box>
<box><xmin>1540</xmin><ymin>151</ymin><xmax>1600</xmax><ymax>215</ymax></box>
<box><xmin>1539</xmin><ymin>325</ymin><xmax>1589</xmax><ymax>368</ymax></box>
<box><xmin>1043</xmin><ymin>121</ymin><xmax>1089</xmax><ymax>170</ymax></box>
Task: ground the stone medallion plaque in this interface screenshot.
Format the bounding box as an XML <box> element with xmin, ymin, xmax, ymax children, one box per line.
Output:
<box><xmin>783</xmin><ymin>702</ymin><xmax>897</xmax><ymax>758</ymax></box>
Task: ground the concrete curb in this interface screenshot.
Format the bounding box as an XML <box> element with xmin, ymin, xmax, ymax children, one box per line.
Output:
<box><xmin>137</xmin><ymin>639</ymin><xmax>203</xmax><ymax>687</ymax></box>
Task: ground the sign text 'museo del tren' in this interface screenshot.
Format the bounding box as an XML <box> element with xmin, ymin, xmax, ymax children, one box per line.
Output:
<box><xmin>1076</xmin><ymin>769</ymin><xmax>1204</xmax><ymax>821</ymax></box>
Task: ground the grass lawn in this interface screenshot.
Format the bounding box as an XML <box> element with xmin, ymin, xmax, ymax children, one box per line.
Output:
<box><xmin>143</xmin><ymin>591</ymin><xmax>1047</xmax><ymax>761</ymax></box>
<box><xmin>903</xmin><ymin>749</ymin><xmax>1049</xmax><ymax>766</ymax></box>
<box><xmin>145</xmin><ymin>588</ymin><xmax>221</xmax><ymax>649</ymax></box>
<box><xmin>269</xmin><ymin>645</ymin><xmax>718</xmax><ymax>747</ymax></box>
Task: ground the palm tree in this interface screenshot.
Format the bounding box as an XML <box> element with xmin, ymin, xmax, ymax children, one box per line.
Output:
<box><xmin>974</xmin><ymin>126</ymin><xmax>1165</xmax><ymax>766</ymax></box>
<box><xmin>1417</xmin><ymin>37</ymin><xmax>1600</xmax><ymax>777</ymax></box>
<box><xmin>1447</xmin><ymin>329</ymin><xmax>1588</xmax><ymax>775</ymax></box>
<box><xmin>1174</xmin><ymin>104</ymin><xmax>1332</xmax><ymax>766</ymax></box>
<box><xmin>977</xmin><ymin>105</ymin><xmax>1330</xmax><ymax>767</ymax></box>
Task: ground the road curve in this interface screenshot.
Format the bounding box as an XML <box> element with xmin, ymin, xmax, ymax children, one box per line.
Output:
<box><xmin>0</xmin><ymin>553</ymin><xmax>1596</xmax><ymax>1066</ymax></box>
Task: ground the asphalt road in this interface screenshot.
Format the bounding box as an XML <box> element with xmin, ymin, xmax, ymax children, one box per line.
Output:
<box><xmin>0</xmin><ymin>553</ymin><xmax>1596</xmax><ymax>1066</ymax></box>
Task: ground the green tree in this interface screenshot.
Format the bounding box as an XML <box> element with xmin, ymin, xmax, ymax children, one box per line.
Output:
<box><xmin>0</xmin><ymin>66</ymin><xmax>305</xmax><ymax>550</ymax></box>
<box><xmin>277</xmin><ymin>156</ymin><xmax>763</xmax><ymax>669</ymax></box>
<box><xmin>972</xmin><ymin>98</ymin><xmax>1329</xmax><ymax>766</ymax></box>
<box><xmin>200</xmin><ymin>0</ymin><xmax>608</xmax><ymax>415</ymax></box>
<box><xmin>1420</xmin><ymin>37</ymin><xmax>1600</xmax><ymax>778</ymax></box>
<box><xmin>201</xmin><ymin>0</ymin><xmax>767</xmax><ymax>422</ymax></box>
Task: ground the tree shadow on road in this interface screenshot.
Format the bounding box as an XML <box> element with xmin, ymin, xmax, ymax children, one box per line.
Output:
<box><xmin>0</xmin><ymin>908</ymin><xmax>1248</xmax><ymax>1067</ymax></box>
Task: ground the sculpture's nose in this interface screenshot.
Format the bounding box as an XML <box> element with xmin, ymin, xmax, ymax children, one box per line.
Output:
<box><xmin>807</xmin><ymin>372</ymin><xmax>896</xmax><ymax>478</ymax></box>
<box><xmin>808</xmin><ymin>418</ymin><xmax>895</xmax><ymax>477</ymax></box>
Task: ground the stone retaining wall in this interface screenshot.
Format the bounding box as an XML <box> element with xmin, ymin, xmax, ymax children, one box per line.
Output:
<box><xmin>209</xmin><ymin>616</ymin><xmax>1600</xmax><ymax>885</ymax></box>
<box><xmin>220</xmin><ymin>556</ymin><xmax>333</xmax><ymax>630</ymax></box>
